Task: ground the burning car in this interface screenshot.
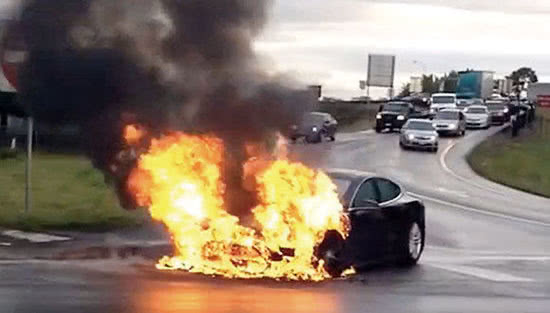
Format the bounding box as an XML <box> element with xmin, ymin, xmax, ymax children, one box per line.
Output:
<box><xmin>317</xmin><ymin>169</ymin><xmax>426</xmax><ymax>277</ymax></box>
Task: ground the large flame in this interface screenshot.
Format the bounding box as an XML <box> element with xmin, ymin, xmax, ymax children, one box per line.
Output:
<box><xmin>126</xmin><ymin>127</ymin><xmax>349</xmax><ymax>281</ymax></box>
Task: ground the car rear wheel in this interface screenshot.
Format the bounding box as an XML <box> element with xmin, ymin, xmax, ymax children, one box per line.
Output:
<box><xmin>399</xmin><ymin>221</ymin><xmax>424</xmax><ymax>266</ymax></box>
<box><xmin>375</xmin><ymin>127</ymin><xmax>382</xmax><ymax>133</ymax></box>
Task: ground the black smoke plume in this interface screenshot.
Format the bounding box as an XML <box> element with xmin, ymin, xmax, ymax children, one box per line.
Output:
<box><xmin>12</xmin><ymin>0</ymin><xmax>314</xmax><ymax>216</ymax></box>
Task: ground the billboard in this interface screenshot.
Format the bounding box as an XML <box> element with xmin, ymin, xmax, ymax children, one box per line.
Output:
<box><xmin>367</xmin><ymin>54</ymin><xmax>396</xmax><ymax>88</ymax></box>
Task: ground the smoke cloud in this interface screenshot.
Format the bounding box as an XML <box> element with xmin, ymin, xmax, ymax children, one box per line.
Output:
<box><xmin>12</xmin><ymin>0</ymin><xmax>314</xmax><ymax>215</ymax></box>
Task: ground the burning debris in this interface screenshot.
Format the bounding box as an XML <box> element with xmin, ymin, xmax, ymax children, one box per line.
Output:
<box><xmin>11</xmin><ymin>0</ymin><xmax>351</xmax><ymax>280</ymax></box>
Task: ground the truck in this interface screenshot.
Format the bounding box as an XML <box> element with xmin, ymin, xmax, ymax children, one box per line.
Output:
<box><xmin>456</xmin><ymin>71</ymin><xmax>494</xmax><ymax>105</ymax></box>
<box><xmin>527</xmin><ymin>83</ymin><xmax>550</xmax><ymax>107</ymax></box>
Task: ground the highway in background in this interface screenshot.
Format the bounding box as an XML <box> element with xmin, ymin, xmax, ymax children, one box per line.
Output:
<box><xmin>1</xmin><ymin>128</ymin><xmax>550</xmax><ymax>313</ymax></box>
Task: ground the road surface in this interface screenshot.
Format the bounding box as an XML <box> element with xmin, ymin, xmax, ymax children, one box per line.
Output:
<box><xmin>1</xmin><ymin>127</ymin><xmax>550</xmax><ymax>313</ymax></box>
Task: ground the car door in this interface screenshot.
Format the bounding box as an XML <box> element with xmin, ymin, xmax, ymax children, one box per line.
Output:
<box><xmin>373</xmin><ymin>178</ymin><xmax>406</xmax><ymax>257</ymax></box>
<box><xmin>347</xmin><ymin>178</ymin><xmax>387</xmax><ymax>262</ymax></box>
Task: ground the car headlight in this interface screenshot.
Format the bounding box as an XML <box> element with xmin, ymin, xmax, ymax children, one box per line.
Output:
<box><xmin>376</xmin><ymin>113</ymin><xmax>382</xmax><ymax>119</ymax></box>
<box><xmin>429</xmin><ymin>136</ymin><xmax>436</xmax><ymax>140</ymax></box>
<box><xmin>449</xmin><ymin>123</ymin><xmax>456</xmax><ymax>129</ymax></box>
<box><xmin>312</xmin><ymin>126</ymin><xmax>318</xmax><ymax>132</ymax></box>
<box><xmin>397</xmin><ymin>115</ymin><xmax>405</xmax><ymax>121</ymax></box>
<box><xmin>407</xmin><ymin>134</ymin><xmax>415</xmax><ymax>140</ymax></box>
<box><xmin>503</xmin><ymin>108</ymin><xmax>509</xmax><ymax>113</ymax></box>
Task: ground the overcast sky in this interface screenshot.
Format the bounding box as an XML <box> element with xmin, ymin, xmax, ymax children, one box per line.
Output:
<box><xmin>255</xmin><ymin>0</ymin><xmax>550</xmax><ymax>99</ymax></box>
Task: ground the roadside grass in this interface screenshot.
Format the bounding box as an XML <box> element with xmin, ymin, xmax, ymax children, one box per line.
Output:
<box><xmin>319</xmin><ymin>102</ymin><xmax>378</xmax><ymax>133</ymax></box>
<box><xmin>0</xmin><ymin>152</ymin><xmax>146</xmax><ymax>231</ymax></box>
<box><xmin>468</xmin><ymin>109</ymin><xmax>550</xmax><ymax>198</ymax></box>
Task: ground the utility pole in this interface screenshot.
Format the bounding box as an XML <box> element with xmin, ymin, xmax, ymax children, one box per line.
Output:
<box><xmin>25</xmin><ymin>117</ymin><xmax>33</xmax><ymax>213</ymax></box>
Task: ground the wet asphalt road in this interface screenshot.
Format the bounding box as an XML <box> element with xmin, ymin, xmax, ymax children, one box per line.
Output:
<box><xmin>2</xmin><ymin>127</ymin><xmax>550</xmax><ymax>313</ymax></box>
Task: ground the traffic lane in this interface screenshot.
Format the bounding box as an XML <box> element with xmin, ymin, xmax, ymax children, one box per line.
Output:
<box><xmin>442</xmin><ymin>126</ymin><xmax>550</xmax><ymax>223</ymax></box>
<box><xmin>1</xmin><ymin>261</ymin><xmax>549</xmax><ymax>313</ymax></box>
<box><xmin>292</xmin><ymin>129</ymin><xmax>550</xmax><ymax>225</ymax></box>
<box><xmin>291</xmin><ymin>134</ymin><xmax>550</xmax><ymax>254</ymax></box>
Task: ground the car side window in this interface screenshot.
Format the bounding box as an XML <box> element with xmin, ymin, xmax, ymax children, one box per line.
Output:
<box><xmin>375</xmin><ymin>178</ymin><xmax>401</xmax><ymax>203</ymax></box>
<box><xmin>352</xmin><ymin>179</ymin><xmax>379</xmax><ymax>207</ymax></box>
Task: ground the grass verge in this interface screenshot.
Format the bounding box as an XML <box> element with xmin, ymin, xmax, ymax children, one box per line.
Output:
<box><xmin>318</xmin><ymin>101</ymin><xmax>378</xmax><ymax>133</ymax></box>
<box><xmin>467</xmin><ymin>109</ymin><xmax>550</xmax><ymax>198</ymax></box>
<box><xmin>0</xmin><ymin>152</ymin><xmax>146</xmax><ymax>231</ymax></box>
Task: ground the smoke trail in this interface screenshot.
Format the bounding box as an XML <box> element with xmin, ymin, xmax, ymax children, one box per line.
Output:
<box><xmin>12</xmin><ymin>0</ymin><xmax>313</xmax><ymax>215</ymax></box>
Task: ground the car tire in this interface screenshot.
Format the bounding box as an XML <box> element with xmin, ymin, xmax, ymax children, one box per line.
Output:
<box><xmin>330</xmin><ymin>135</ymin><xmax>336</xmax><ymax>142</ymax></box>
<box><xmin>316</xmin><ymin>230</ymin><xmax>351</xmax><ymax>278</ymax></box>
<box><xmin>375</xmin><ymin>127</ymin><xmax>382</xmax><ymax>133</ymax></box>
<box><xmin>398</xmin><ymin>221</ymin><xmax>425</xmax><ymax>267</ymax></box>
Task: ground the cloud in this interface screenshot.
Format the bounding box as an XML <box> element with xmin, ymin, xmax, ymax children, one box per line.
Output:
<box><xmin>369</xmin><ymin>0</ymin><xmax>550</xmax><ymax>15</ymax></box>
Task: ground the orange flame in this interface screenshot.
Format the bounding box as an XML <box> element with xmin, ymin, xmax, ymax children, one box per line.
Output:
<box><xmin>126</xmin><ymin>129</ymin><xmax>348</xmax><ymax>281</ymax></box>
<box><xmin>124</xmin><ymin>124</ymin><xmax>147</xmax><ymax>145</ymax></box>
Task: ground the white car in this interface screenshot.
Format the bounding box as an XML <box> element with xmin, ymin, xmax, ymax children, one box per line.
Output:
<box><xmin>430</xmin><ymin>93</ymin><xmax>457</xmax><ymax>113</ymax></box>
<box><xmin>463</xmin><ymin>105</ymin><xmax>491</xmax><ymax>129</ymax></box>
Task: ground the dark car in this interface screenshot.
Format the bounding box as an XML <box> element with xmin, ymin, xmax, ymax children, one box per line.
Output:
<box><xmin>376</xmin><ymin>101</ymin><xmax>426</xmax><ymax>133</ymax></box>
<box><xmin>290</xmin><ymin>112</ymin><xmax>338</xmax><ymax>143</ymax></box>
<box><xmin>316</xmin><ymin>169</ymin><xmax>426</xmax><ymax>276</ymax></box>
<box><xmin>485</xmin><ymin>100</ymin><xmax>510</xmax><ymax>125</ymax></box>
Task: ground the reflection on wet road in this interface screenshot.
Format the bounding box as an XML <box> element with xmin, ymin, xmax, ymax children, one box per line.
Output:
<box><xmin>2</xmin><ymin>129</ymin><xmax>550</xmax><ymax>313</ymax></box>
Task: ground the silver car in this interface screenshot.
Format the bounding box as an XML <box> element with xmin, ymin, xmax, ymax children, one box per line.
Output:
<box><xmin>432</xmin><ymin>109</ymin><xmax>466</xmax><ymax>136</ymax></box>
<box><xmin>400</xmin><ymin>119</ymin><xmax>439</xmax><ymax>152</ymax></box>
<box><xmin>464</xmin><ymin>105</ymin><xmax>491</xmax><ymax>129</ymax></box>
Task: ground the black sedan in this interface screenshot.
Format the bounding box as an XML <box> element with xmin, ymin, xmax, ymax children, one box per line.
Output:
<box><xmin>317</xmin><ymin>169</ymin><xmax>426</xmax><ymax>277</ymax></box>
<box><xmin>290</xmin><ymin>112</ymin><xmax>338</xmax><ymax>143</ymax></box>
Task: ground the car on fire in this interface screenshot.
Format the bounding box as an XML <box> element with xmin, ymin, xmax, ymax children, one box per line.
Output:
<box><xmin>290</xmin><ymin>112</ymin><xmax>338</xmax><ymax>143</ymax></box>
<box><xmin>316</xmin><ymin>169</ymin><xmax>426</xmax><ymax>277</ymax></box>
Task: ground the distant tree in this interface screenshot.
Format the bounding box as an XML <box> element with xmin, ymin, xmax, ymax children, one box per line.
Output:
<box><xmin>398</xmin><ymin>83</ymin><xmax>411</xmax><ymax>98</ymax></box>
<box><xmin>422</xmin><ymin>74</ymin><xmax>444</xmax><ymax>94</ymax></box>
<box><xmin>508</xmin><ymin>67</ymin><xmax>538</xmax><ymax>92</ymax></box>
<box><xmin>443</xmin><ymin>71</ymin><xmax>459</xmax><ymax>93</ymax></box>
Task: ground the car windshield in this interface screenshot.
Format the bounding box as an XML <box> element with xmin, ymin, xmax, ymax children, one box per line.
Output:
<box><xmin>301</xmin><ymin>113</ymin><xmax>325</xmax><ymax>125</ymax></box>
<box><xmin>383</xmin><ymin>103</ymin><xmax>409</xmax><ymax>113</ymax></box>
<box><xmin>436</xmin><ymin>111</ymin><xmax>459</xmax><ymax>120</ymax></box>
<box><xmin>432</xmin><ymin>96</ymin><xmax>455</xmax><ymax>104</ymax></box>
<box><xmin>330</xmin><ymin>178</ymin><xmax>352</xmax><ymax>199</ymax></box>
<box><xmin>466</xmin><ymin>108</ymin><xmax>487</xmax><ymax>114</ymax></box>
<box><xmin>406</xmin><ymin>121</ymin><xmax>435</xmax><ymax>131</ymax></box>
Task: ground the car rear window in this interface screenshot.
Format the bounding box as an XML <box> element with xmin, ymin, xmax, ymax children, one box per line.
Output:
<box><xmin>330</xmin><ymin>178</ymin><xmax>352</xmax><ymax>199</ymax></box>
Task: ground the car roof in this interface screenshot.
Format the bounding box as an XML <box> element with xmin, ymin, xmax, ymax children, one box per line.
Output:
<box><xmin>438</xmin><ymin>109</ymin><xmax>461</xmax><ymax>113</ymax></box>
<box><xmin>432</xmin><ymin>93</ymin><xmax>456</xmax><ymax>97</ymax></box>
<box><xmin>325</xmin><ymin>168</ymin><xmax>375</xmax><ymax>181</ymax></box>
<box><xmin>467</xmin><ymin>105</ymin><xmax>488</xmax><ymax>109</ymax></box>
<box><xmin>386</xmin><ymin>101</ymin><xmax>410</xmax><ymax>105</ymax></box>
<box><xmin>406</xmin><ymin>118</ymin><xmax>432</xmax><ymax>124</ymax></box>
<box><xmin>308</xmin><ymin>112</ymin><xmax>329</xmax><ymax>117</ymax></box>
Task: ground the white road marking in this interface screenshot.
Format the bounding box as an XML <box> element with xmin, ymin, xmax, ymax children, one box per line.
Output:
<box><xmin>408</xmin><ymin>192</ymin><xmax>550</xmax><ymax>228</ymax></box>
<box><xmin>428</xmin><ymin>263</ymin><xmax>533</xmax><ymax>282</ymax></box>
<box><xmin>1</xmin><ymin>230</ymin><xmax>72</xmax><ymax>243</ymax></box>
<box><xmin>0</xmin><ymin>242</ymin><xmax>12</xmax><ymax>247</ymax></box>
<box><xmin>435</xmin><ymin>187</ymin><xmax>469</xmax><ymax>198</ymax></box>
<box><xmin>439</xmin><ymin>136</ymin><xmax>505</xmax><ymax>196</ymax></box>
